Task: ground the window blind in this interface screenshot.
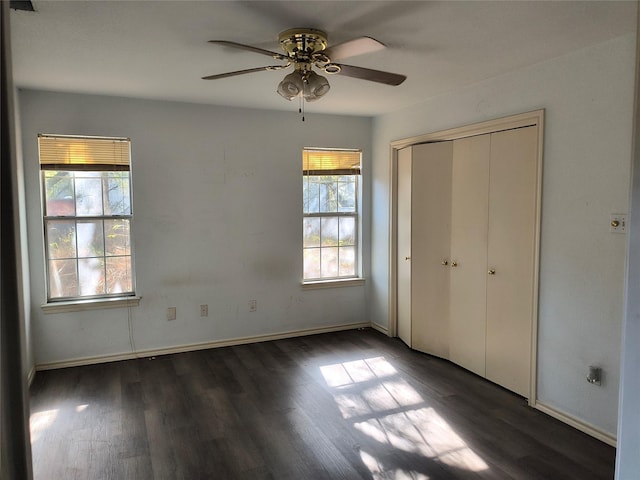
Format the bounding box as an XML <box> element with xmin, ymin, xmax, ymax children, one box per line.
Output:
<box><xmin>303</xmin><ymin>148</ymin><xmax>361</xmax><ymax>175</ymax></box>
<box><xmin>39</xmin><ymin>135</ymin><xmax>130</xmax><ymax>171</ymax></box>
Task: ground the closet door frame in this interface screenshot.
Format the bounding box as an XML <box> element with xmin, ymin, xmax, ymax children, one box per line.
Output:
<box><xmin>388</xmin><ymin>109</ymin><xmax>544</xmax><ymax>406</ymax></box>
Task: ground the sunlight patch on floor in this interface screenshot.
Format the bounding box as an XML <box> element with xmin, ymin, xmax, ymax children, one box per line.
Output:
<box><xmin>359</xmin><ymin>449</ymin><xmax>430</xmax><ymax>480</ymax></box>
<box><xmin>320</xmin><ymin>356</ymin><xmax>489</xmax><ymax>475</ymax></box>
<box><xmin>30</xmin><ymin>409</ymin><xmax>58</xmax><ymax>443</ymax></box>
<box><xmin>320</xmin><ymin>356</ymin><xmax>396</xmax><ymax>388</ymax></box>
<box><xmin>354</xmin><ymin>408</ymin><xmax>488</xmax><ymax>472</ymax></box>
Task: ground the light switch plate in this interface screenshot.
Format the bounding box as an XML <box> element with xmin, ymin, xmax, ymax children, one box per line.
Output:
<box><xmin>167</xmin><ymin>307</ymin><xmax>177</xmax><ymax>321</ymax></box>
<box><xmin>610</xmin><ymin>214</ymin><xmax>627</xmax><ymax>233</ymax></box>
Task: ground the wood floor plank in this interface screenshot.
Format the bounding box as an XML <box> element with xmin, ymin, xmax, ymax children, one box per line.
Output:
<box><xmin>30</xmin><ymin>328</ymin><xmax>616</xmax><ymax>479</ymax></box>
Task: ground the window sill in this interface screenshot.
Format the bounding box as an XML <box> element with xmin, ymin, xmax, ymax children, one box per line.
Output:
<box><xmin>302</xmin><ymin>278</ymin><xmax>365</xmax><ymax>290</ymax></box>
<box><xmin>41</xmin><ymin>296</ymin><xmax>141</xmax><ymax>314</ymax></box>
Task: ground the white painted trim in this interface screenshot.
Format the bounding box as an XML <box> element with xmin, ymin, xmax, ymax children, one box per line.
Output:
<box><xmin>41</xmin><ymin>295</ymin><xmax>141</xmax><ymax>314</ymax></box>
<box><xmin>389</xmin><ymin>109</ymin><xmax>544</xmax><ymax>149</ymax></box>
<box><xmin>388</xmin><ymin>142</ymin><xmax>399</xmax><ymax>338</ymax></box>
<box><xmin>534</xmin><ymin>401</ymin><xmax>617</xmax><ymax>447</ymax></box>
<box><xmin>529</xmin><ymin>112</ymin><xmax>545</xmax><ymax>406</ymax></box>
<box><xmin>301</xmin><ymin>278</ymin><xmax>365</xmax><ymax>289</ymax></box>
<box><xmin>371</xmin><ymin>322</ymin><xmax>389</xmax><ymax>336</ymax></box>
<box><xmin>27</xmin><ymin>366</ymin><xmax>36</xmax><ymax>386</ymax></box>
<box><xmin>34</xmin><ymin>322</ymin><xmax>371</xmax><ymax>371</ymax></box>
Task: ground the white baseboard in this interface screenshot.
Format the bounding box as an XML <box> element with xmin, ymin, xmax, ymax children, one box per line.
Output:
<box><xmin>533</xmin><ymin>401</ymin><xmax>617</xmax><ymax>447</ymax></box>
<box><xmin>35</xmin><ymin>322</ymin><xmax>371</xmax><ymax>371</ymax></box>
<box><xmin>371</xmin><ymin>322</ymin><xmax>389</xmax><ymax>336</ymax></box>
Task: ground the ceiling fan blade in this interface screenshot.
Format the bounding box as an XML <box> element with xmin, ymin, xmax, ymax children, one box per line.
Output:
<box><xmin>324</xmin><ymin>37</ymin><xmax>386</xmax><ymax>61</ymax></box>
<box><xmin>332</xmin><ymin>64</ymin><xmax>406</xmax><ymax>86</ymax></box>
<box><xmin>208</xmin><ymin>40</ymin><xmax>288</xmax><ymax>61</ymax></box>
<box><xmin>202</xmin><ymin>65</ymin><xmax>288</xmax><ymax>80</ymax></box>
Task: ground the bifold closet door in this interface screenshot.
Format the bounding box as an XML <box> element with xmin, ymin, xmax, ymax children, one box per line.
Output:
<box><xmin>410</xmin><ymin>142</ymin><xmax>452</xmax><ymax>358</ymax></box>
<box><xmin>449</xmin><ymin>134</ymin><xmax>491</xmax><ymax>377</ymax></box>
<box><xmin>397</xmin><ymin>146</ymin><xmax>412</xmax><ymax>346</ymax></box>
<box><xmin>485</xmin><ymin>126</ymin><xmax>538</xmax><ymax>397</ymax></box>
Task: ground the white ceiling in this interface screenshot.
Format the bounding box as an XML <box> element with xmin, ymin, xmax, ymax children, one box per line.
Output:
<box><xmin>9</xmin><ymin>1</ymin><xmax>637</xmax><ymax>117</ymax></box>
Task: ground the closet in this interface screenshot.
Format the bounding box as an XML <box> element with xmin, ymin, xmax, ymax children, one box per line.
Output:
<box><xmin>397</xmin><ymin>124</ymin><xmax>540</xmax><ymax>398</ymax></box>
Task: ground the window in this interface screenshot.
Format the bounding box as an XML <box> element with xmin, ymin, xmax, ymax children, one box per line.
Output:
<box><xmin>303</xmin><ymin>148</ymin><xmax>361</xmax><ymax>282</ymax></box>
<box><xmin>39</xmin><ymin>135</ymin><xmax>135</xmax><ymax>301</ymax></box>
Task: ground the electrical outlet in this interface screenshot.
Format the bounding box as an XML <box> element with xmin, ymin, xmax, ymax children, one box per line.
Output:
<box><xmin>249</xmin><ymin>300</ymin><xmax>257</xmax><ymax>312</ymax></box>
<box><xmin>587</xmin><ymin>366</ymin><xmax>602</xmax><ymax>386</ymax></box>
<box><xmin>610</xmin><ymin>213</ymin><xmax>627</xmax><ymax>233</ymax></box>
<box><xmin>200</xmin><ymin>304</ymin><xmax>208</xmax><ymax>317</ymax></box>
<box><xmin>167</xmin><ymin>307</ymin><xmax>177</xmax><ymax>321</ymax></box>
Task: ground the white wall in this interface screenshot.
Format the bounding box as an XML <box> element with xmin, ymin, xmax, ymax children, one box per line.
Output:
<box><xmin>19</xmin><ymin>90</ymin><xmax>371</xmax><ymax>366</ymax></box>
<box><xmin>371</xmin><ymin>33</ymin><xmax>636</xmax><ymax>437</ymax></box>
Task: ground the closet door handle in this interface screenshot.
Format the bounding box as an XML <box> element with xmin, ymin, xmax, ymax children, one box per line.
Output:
<box><xmin>488</xmin><ymin>269</ymin><xmax>496</xmax><ymax>275</ymax></box>
<box><xmin>451</xmin><ymin>261</ymin><xmax>458</xmax><ymax>267</ymax></box>
<box><xmin>405</xmin><ymin>256</ymin><xmax>411</xmax><ymax>261</ymax></box>
<box><xmin>441</xmin><ymin>259</ymin><xmax>448</xmax><ymax>266</ymax></box>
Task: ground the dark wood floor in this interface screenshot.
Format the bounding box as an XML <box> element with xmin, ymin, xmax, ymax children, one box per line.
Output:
<box><xmin>29</xmin><ymin>328</ymin><xmax>615</xmax><ymax>479</ymax></box>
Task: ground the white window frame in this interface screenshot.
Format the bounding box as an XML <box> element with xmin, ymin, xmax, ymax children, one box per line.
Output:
<box><xmin>39</xmin><ymin>134</ymin><xmax>137</xmax><ymax>306</ymax></box>
<box><xmin>302</xmin><ymin>147</ymin><xmax>364</xmax><ymax>286</ymax></box>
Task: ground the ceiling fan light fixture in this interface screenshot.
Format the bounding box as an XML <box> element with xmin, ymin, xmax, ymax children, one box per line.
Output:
<box><xmin>303</xmin><ymin>71</ymin><xmax>330</xmax><ymax>102</ymax></box>
<box><xmin>277</xmin><ymin>71</ymin><xmax>305</xmax><ymax>100</ymax></box>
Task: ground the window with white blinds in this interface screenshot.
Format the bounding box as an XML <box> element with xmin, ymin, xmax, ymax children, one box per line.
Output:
<box><xmin>302</xmin><ymin>148</ymin><xmax>361</xmax><ymax>282</ymax></box>
<box><xmin>39</xmin><ymin>134</ymin><xmax>136</xmax><ymax>301</ymax></box>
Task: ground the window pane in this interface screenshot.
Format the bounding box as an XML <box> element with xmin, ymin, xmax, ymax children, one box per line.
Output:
<box><xmin>78</xmin><ymin>257</ymin><xmax>105</xmax><ymax>296</ymax></box>
<box><xmin>304</xmin><ymin>179</ymin><xmax>320</xmax><ymax>214</ymax></box>
<box><xmin>75</xmin><ymin>174</ymin><xmax>103</xmax><ymax>216</ymax></box>
<box><xmin>47</xmin><ymin>220</ymin><xmax>76</xmax><ymax>259</ymax></box>
<box><xmin>77</xmin><ymin>220</ymin><xmax>104</xmax><ymax>257</ymax></box>
<box><xmin>321</xmin><ymin>247</ymin><xmax>339</xmax><ymax>278</ymax></box>
<box><xmin>49</xmin><ymin>259</ymin><xmax>78</xmax><ymax>298</ymax></box>
<box><xmin>303</xmin><ymin>217</ymin><xmax>320</xmax><ymax>248</ymax></box>
<box><xmin>320</xmin><ymin>180</ymin><xmax>338</xmax><ymax>213</ymax></box>
<box><xmin>304</xmin><ymin>248</ymin><xmax>321</xmax><ymax>279</ymax></box>
<box><xmin>105</xmin><ymin>219</ymin><xmax>131</xmax><ymax>256</ymax></box>
<box><xmin>321</xmin><ymin>217</ymin><xmax>339</xmax><ymax>246</ymax></box>
<box><xmin>105</xmin><ymin>172</ymin><xmax>131</xmax><ymax>215</ymax></box>
<box><xmin>339</xmin><ymin>217</ymin><xmax>356</xmax><ymax>246</ymax></box>
<box><xmin>44</xmin><ymin>172</ymin><xmax>75</xmax><ymax>216</ymax></box>
<box><xmin>339</xmin><ymin>246</ymin><xmax>356</xmax><ymax>276</ymax></box>
<box><xmin>106</xmin><ymin>256</ymin><xmax>132</xmax><ymax>294</ymax></box>
<box><xmin>338</xmin><ymin>179</ymin><xmax>356</xmax><ymax>212</ymax></box>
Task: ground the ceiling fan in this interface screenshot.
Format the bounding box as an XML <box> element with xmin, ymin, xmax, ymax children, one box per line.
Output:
<box><xmin>202</xmin><ymin>28</ymin><xmax>407</xmax><ymax>103</ymax></box>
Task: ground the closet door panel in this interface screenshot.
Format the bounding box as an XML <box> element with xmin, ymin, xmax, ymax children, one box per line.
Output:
<box><xmin>411</xmin><ymin>142</ymin><xmax>453</xmax><ymax>358</ymax></box>
<box><xmin>449</xmin><ymin>135</ymin><xmax>491</xmax><ymax>376</ymax></box>
<box><xmin>397</xmin><ymin>146</ymin><xmax>412</xmax><ymax>346</ymax></box>
<box><xmin>485</xmin><ymin>126</ymin><xmax>538</xmax><ymax>397</ymax></box>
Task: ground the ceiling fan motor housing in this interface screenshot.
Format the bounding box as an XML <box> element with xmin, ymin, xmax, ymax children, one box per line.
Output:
<box><xmin>279</xmin><ymin>28</ymin><xmax>328</xmax><ymax>61</ymax></box>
